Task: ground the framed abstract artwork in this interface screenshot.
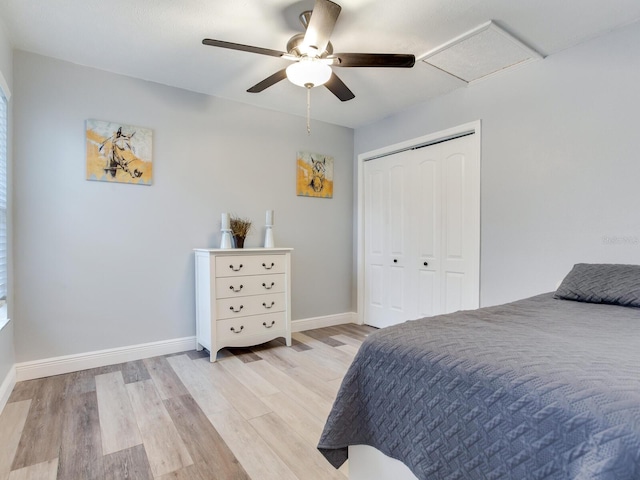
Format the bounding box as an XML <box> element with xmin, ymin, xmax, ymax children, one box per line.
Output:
<box><xmin>86</xmin><ymin>119</ymin><xmax>153</xmax><ymax>185</ymax></box>
<box><xmin>296</xmin><ymin>151</ymin><xmax>333</xmax><ymax>198</ymax></box>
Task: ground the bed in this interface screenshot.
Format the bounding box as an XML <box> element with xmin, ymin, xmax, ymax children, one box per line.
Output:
<box><xmin>318</xmin><ymin>264</ymin><xmax>640</xmax><ymax>479</ymax></box>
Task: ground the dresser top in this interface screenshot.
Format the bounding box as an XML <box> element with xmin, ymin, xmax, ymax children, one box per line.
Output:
<box><xmin>194</xmin><ymin>248</ymin><xmax>293</xmax><ymax>253</ymax></box>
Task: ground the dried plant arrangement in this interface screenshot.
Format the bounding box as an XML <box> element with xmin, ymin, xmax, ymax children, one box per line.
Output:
<box><xmin>230</xmin><ymin>216</ymin><xmax>252</xmax><ymax>238</ymax></box>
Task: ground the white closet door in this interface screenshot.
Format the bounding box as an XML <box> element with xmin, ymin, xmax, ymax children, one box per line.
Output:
<box><xmin>363</xmin><ymin>151</ymin><xmax>414</xmax><ymax>328</ymax></box>
<box><xmin>440</xmin><ymin>134</ymin><xmax>480</xmax><ymax>313</ymax></box>
<box><xmin>363</xmin><ymin>134</ymin><xmax>479</xmax><ymax>328</ymax></box>
<box><xmin>413</xmin><ymin>147</ymin><xmax>441</xmax><ymax>319</ymax></box>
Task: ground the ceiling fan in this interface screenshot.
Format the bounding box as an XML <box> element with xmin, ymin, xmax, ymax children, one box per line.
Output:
<box><xmin>202</xmin><ymin>0</ymin><xmax>416</xmax><ymax>102</ymax></box>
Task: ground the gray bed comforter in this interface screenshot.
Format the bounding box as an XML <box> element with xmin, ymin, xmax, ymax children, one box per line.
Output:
<box><xmin>318</xmin><ymin>294</ymin><xmax>640</xmax><ymax>479</ymax></box>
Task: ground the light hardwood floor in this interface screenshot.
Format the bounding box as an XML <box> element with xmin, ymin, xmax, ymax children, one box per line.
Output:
<box><xmin>0</xmin><ymin>324</ymin><xmax>376</xmax><ymax>480</ymax></box>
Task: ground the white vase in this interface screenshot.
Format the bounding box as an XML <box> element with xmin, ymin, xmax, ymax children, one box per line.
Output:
<box><xmin>264</xmin><ymin>226</ymin><xmax>274</xmax><ymax>248</ymax></box>
<box><xmin>220</xmin><ymin>229</ymin><xmax>232</xmax><ymax>249</ymax></box>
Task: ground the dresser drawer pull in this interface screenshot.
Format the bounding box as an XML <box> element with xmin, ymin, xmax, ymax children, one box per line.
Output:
<box><xmin>229</xmin><ymin>305</ymin><xmax>244</xmax><ymax>313</ymax></box>
<box><xmin>262</xmin><ymin>262</ymin><xmax>275</xmax><ymax>270</ymax></box>
<box><xmin>229</xmin><ymin>263</ymin><xmax>243</xmax><ymax>272</ymax></box>
<box><xmin>230</xmin><ymin>325</ymin><xmax>244</xmax><ymax>334</ymax></box>
<box><xmin>262</xmin><ymin>321</ymin><xmax>276</xmax><ymax>329</ymax></box>
<box><xmin>262</xmin><ymin>282</ymin><xmax>275</xmax><ymax>290</ymax></box>
<box><xmin>229</xmin><ymin>284</ymin><xmax>244</xmax><ymax>293</ymax></box>
<box><xmin>262</xmin><ymin>301</ymin><xmax>275</xmax><ymax>309</ymax></box>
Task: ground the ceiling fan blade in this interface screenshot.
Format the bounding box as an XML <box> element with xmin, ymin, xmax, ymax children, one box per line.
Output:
<box><xmin>247</xmin><ymin>69</ymin><xmax>288</xmax><ymax>93</ymax></box>
<box><xmin>302</xmin><ymin>0</ymin><xmax>341</xmax><ymax>55</ymax></box>
<box><xmin>324</xmin><ymin>72</ymin><xmax>355</xmax><ymax>102</ymax></box>
<box><xmin>333</xmin><ymin>53</ymin><xmax>416</xmax><ymax>68</ymax></box>
<box><xmin>202</xmin><ymin>38</ymin><xmax>286</xmax><ymax>58</ymax></box>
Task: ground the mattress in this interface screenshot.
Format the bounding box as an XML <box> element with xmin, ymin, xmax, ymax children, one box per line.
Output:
<box><xmin>318</xmin><ymin>293</ymin><xmax>640</xmax><ymax>479</ymax></box>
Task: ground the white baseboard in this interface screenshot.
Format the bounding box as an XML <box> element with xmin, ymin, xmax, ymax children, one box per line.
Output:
<box><xmin>12</xmin><ymin>311</ymin><xmax>359</xmax><ymax>382</ymax></box>
<box><xmin>292</xmin><ymin>312</ymin><xmax>358</xmax><ymax>332</ymax></box>
<box><xmin>15</xmin><ymin>336</ymin><xmax>197</xmax><ymax>382</ymax></box>
<box><xmin>0</xmin><ymin>365</ymin><xmax>16</xmax><ymax>413</ymax></box>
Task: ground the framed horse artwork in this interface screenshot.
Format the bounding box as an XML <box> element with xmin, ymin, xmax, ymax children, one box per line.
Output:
<box><xmin>86</xmin><ymin>119</ymin><xmax>153</xmax><ymax>185</ymax></box>
<box><xmin>296</xmin><ymin>151</ymin><xmax>334</xmax><ymax>198</ymax></box>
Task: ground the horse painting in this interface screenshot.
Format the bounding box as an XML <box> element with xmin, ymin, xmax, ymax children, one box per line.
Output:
<box><xmin>86</xmin><ymin>119</ymin><xmax>153</xmax><ymax>185</ymax></box>
<box><xmin>296</xmin><ymin>151</ymin><xmax>334</xmax><ymax>198</ymax></box>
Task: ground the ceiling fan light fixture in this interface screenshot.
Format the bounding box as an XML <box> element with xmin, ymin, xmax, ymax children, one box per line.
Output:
<box><xmin>286</xmin><ymin>58</ymin><xmax>332</xmax><ymax>88</ymax></box>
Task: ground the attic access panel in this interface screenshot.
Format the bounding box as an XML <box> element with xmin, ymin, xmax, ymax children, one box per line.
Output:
<box><xmin>422</xmin><ymin>21</ymin><xmax>543</xmax><ymax>83</ymax></box>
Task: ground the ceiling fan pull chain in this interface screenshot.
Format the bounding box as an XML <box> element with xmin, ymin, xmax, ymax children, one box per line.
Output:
<box><xmin>306</xmin><ymin>85</ymin><xmax>312</xmax><ymax>135</ymax></box>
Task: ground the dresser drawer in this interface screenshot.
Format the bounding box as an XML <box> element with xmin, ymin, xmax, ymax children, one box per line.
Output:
<box><xmin>215</xmin><ymin>254</ymin><xmax>286</xmax><ymax>277</ymax></box>
<box><xmin>216</xmin><ymin>292</ymin><xmax>285</xmax><ymax>320</ymax></box>
<box><xmin>215</xmin><ymin>273</ymin><xmax>285</xmax><ymax>299</ymax></box>
<box><xmin>217</xmin><ymin>312</ymin><xmax>286</xmax><ymax>344</ymax></box>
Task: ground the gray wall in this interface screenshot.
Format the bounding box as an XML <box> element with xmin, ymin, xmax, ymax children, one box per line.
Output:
<box><xmin>355</xmin><ymin>21</ymin><xmax>640</xmax><ymax>308</ymax></box>
<box><xmin>0</xmin><ymin>19</ymin><xmax>13</xmax><ymax>383</ymax></box>
<box><xmin>13</xmin><ymin>51</ymin><xmax>353</xmax><ymax>363</ymax></box>
<box><xmin>11</xmin><ymin>19</ymin><xmax>640</xmax><ymax>364</ymax></box>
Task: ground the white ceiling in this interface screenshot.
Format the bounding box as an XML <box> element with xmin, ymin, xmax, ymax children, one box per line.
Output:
<box><xmin>1</xmin><ymin>0</ymin><xmax>639</xmax><ymax>128</ymax></box>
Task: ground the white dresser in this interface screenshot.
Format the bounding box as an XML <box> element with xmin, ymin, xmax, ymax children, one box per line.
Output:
<box><xmin>194</xmin><ymin>248</ymin><xmax>293</xmax><ymax>361</ymax></box>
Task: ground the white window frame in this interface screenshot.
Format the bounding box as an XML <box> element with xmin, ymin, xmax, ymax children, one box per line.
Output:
<box><xmin>0</xmin><ymin>74</ymin><xmax>8</xmax><ymax>330</ymax></box>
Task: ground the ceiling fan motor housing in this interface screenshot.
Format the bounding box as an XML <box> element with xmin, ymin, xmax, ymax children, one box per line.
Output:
<box><xmin>286</xmin><ymin>33</ymin><xmax>333</xmax><ymax>58</ymax></box>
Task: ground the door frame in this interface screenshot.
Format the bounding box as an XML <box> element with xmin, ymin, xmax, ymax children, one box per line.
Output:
<box><xmin>356</xmin><ymin>120</ymin><xmax>482</xmax><ymax>325</ymax></box>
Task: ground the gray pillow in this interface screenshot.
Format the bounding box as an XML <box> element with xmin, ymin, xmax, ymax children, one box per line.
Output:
<box><xmin>554</xmin><ymin>263</ymin><xmax>640</xmax><ymax>307</ymax></box>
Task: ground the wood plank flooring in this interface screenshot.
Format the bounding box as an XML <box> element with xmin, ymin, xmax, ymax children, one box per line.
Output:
<box><xmin>0</xmin><ymin>324</ymin><xmax>376</xmax><ymax>480</ymax></box>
